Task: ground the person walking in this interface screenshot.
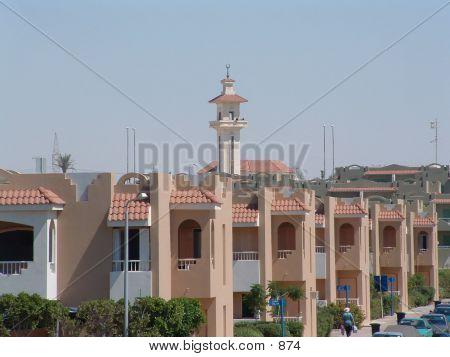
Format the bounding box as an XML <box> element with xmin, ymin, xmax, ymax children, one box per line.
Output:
<box><xmin>342</xmin><ymin>307</ymin><xmax>355</xmax><ymax>337</ymax></box>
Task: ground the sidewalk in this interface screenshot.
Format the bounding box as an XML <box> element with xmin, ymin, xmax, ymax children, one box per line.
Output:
<box><xmin>330</xmin><ymin>304</ymin><xmax>435</xmax><ymax>337</ymax></box>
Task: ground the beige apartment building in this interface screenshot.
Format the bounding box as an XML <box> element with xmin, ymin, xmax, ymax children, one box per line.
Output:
<box><xmin>0</xmin><ymin>74</ymin><xmax>440</xmax><ymax>336</ymax></box>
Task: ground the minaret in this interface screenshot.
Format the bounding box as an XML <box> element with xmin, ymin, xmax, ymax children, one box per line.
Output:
<box><xmin>209</xmin><ymin>65</ymin><xmax>248</xmax><ymax>175</ymax></box>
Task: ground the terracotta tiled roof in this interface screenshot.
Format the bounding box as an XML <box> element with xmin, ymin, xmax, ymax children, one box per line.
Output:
<box><xmin>232</xmin><ymin>203</ymin><xmax>258</xmax><ymax>223</ymax></box>
<box><xmin>108</xmin><ymin>193</ymin><xmax>150</xmax><ymax>221</ymax></box>
<box><xmin>413</xmin><ymin>217</ymin><xmax>436</xmax><ymax>227</ymax></box>
<box><xmin>431</xmin><ymin>198</ymin><xmax>450</xmax><ymax>204</ymax></box>
<box><xmin>198</xmin><ymin>160</ymin><xmax>294</xmax><ymax>174</ymax></box>
<box><xmin>170</xmin><ymin>188</ymin><xmax>221</xmax><ymax>204</ymax></box>
<box><xmin>0</xmin><ymin>187</ymin><xmax>65</xmax><ymax>206</ymax></box>
<box><xmin>379</xmin><ymin>210</ymin><xmax>404</xmax><ymax>220</ymax></box>
<box><xmin>363</xmin><ymin>170</ymin><xmax>418</xmax><ymax>176</ymax></box>
<box><xmin>335</xmin><ymin>203</ymin><xmax>367</xmax><ymax>215</ymax></box>
<box><xmin>315</xmin><ymin>213</ymin><xmax>325</xmax><ymax>226</ymax></box>
<box><xmin>272</xmin><ymin>198</ymin><xmax>310</xmax><ymax>212</ymax></box>
<box><xmin>208</xmin><ymin>94</ymin><xmax>248</xmax><ymax>104</ymax></box>
<box><xmin>328</xmin><ymin>186</ymin><xmax>398</xmax><ymax>193</ymax></box>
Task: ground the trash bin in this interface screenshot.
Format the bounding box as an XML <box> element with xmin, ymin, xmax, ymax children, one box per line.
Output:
<box><xmin>434</xmin><ymin>300</ymin><xmax>442</xmax><ymax>309</ymax></box>
<box><xmin>370</xmin><ymin>323</ymin><xmax>381</xmax><ymax>335</ymax></box>
<box><xmin>396</xmin><ymin>312</ymin><xmax>406</xmax><ymax>324</ymax></box>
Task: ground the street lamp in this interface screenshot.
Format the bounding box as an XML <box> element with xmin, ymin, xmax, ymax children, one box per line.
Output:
<box><xmin>124</xmin><ymin>192</ymin><xmax>149</xmax><ymax>337</ymax></box>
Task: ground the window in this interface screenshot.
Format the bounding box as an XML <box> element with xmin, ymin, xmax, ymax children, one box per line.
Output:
<box><xmin>339</xmin><ymin>223</ymin><xmax>355</xmax><ymax>246</ymax></box>
<box><xmin>193</xmin><ymin>229</ymin><xmax>201</xmax><ymax>258</ymax></box>
<box><xmin>229</xmin><ymin>111</ymin><xmax>234</xmax><ymax>120</ymax></box>
<box><xmin>419</xmin><ymin>232</ymin><xmax>428</xmax><ymax>250</ymax></box>
<box><xmin>178</xmin><ymin>220</ymin><xmax>202</xmax><ymax>259</ymax></box>
<box><xmin>382</xmin><ymin>226</ymin><xmax>396</xmax><ymax>248</ymax></box>
<box><xmin>49</xmin><ymin>221</ymin><xmax>56</xmax><ymax>264</ymax></box>
<box><xmin>218</xmin><ymin>111</ymin><xmax>222</xmax><ymax>120</ymax></box>
<box><xmin>278</xmin><ymin>222</ymin><xmax>296</xmax><ymax>251</ymax></box>
<box><xmin>119</xmin><ymin>229</ymin><xmax>140</xmax><ymax>260</ymax></box>
<box><xmin>0</xmin><ymin>228</ymin><xmax>33</xmax><ymax>261</ymax></box>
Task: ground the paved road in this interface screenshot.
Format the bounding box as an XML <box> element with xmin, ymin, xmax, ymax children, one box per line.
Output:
<box><xmin>330</xmin><ymin>304</ymin><xmax>437</xmax><ymax>337</ymax></box>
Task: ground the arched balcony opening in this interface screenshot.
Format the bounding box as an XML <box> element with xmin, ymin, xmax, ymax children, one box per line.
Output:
<box><xmin>277</xmin><ymin>222</ymin><xmax>295</xmax><ymax>259</ymax></box>
<box><xmin>418</xmin><ymin>231</ymin><xmax>428</xmax><ymax>253</ymax></box>
<box><xmin>178</xmin><ymin>219</ymin><xmax>201</xmax><ymax>270</ymax></box>
<box><xmin>0</xmin><ymin>222</ymin><xmax>33</xmax><ymax>275</ymax></box>
<box><xmin>382</xmin><ymin>226</ymin><xmax>396</xmax><ymax>254</ymax></box>
<box><xmin>338</xmin><ymin>223</ymin><xmax>354</xmax><ymax>253</ymax></box>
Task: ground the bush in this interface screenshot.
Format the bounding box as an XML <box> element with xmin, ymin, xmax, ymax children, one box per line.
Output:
<box><xmin>317</xmin><ymin>306</ymin><xmax>333</xmax><ymax>337</ymax></box>
<box><xmin>371</xmin><ymin>294</ymin><xmax>400</xmax><ymax>320</ymax></box>
<box><xmin>234</xmin><ymin>325</ymin><xmax>263</xmax><ymax>337</ymax></box>
<box><xmin>327</xmin><ymin>303</ymin><xmax>365</xmax><ymax>329</ymax></box>
<box><xmin>439</xmin><ymin>269</ymin><xmax>450</xmax><ymax>299</ymax></box>
<box><xmin>129</xmin><ymin>297</ymin><xmax>205</xmax><ymax>337</ymax></box>
<box><xmin>286</xmin><ymin>321</ymin><xmax>304</xmax><ymax>337</ymax></box>
<box><xmin>0</xmin><ymin>292</ymin><xmax>68</xmax><ymax>336</ymax></box>
<box><xmin>253</xmin><ymin>321</ymin><xmax>291</xmax><ymax>337</ymax></box>
<box><xmin>408</xmin><ymin>274</ymin><xmax>435</xmax><ymax>308</ymax></box>
<box><xmin>77</xmin><ymin>299</ymin><xmax>123</xmax><ymax>337</ymax></box>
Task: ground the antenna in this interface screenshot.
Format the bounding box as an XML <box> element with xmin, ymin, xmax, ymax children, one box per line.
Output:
<box><xmin>52</xmin><ymin>132</ymin><xmax>60</xmax><ymax>172</ymax></box>
<box><xmin>430</xmin><ymin>119</ymin><xmax>438</xmax><ymax>163</ymax></box>
<box><xmin>226</xmin><ymin>64</ymin><xmax>230</xmax><ymax>79</ymax></box>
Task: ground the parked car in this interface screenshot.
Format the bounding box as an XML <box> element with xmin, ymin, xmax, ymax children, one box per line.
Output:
<box><xmin>399</xmin><ymin>318</ymin><xmax>433</xmax><ymax>337</ymax></box>
<box><xmin>373</xmin><ymin>331</ymin><xmax>403</xmax><ymax>337</ymax></box>
<box><xmin>384</xmin><ymin>325</ymin><xmax>420</xmax><ymax>337</ymax></box>
<box><xmin>434</xmin><ymin>304</ymin><xmax>450</xmax><ymax>323</ymax></box>
<box><xmin>421</xmin><ymin>314</ymin><xmax>449</xmax><ymax>336</ymax></box>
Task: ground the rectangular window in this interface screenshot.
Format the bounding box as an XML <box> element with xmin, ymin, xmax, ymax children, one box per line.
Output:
<box><xmin>193</xmin><ymin>229</ymin><xmax>201</xmax><ymax>258</ymax></box>
<box><xmin>443</xmin><ymin>208</ymin><xmax>450</xmax><ymax>218</ymax></box>
<box><xmin>120</xmin><ymin>229</ymin><xmax>140</xmax><ymax>260</ymax></box>
<box><xmin>229</xmin><ymin>111</ymin><xmax>234</xmax><ymax>120</ymax></box>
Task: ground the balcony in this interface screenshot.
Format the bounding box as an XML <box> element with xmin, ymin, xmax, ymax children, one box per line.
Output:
<box><xmin>233</xmin><ymin>251</ymin><xmax>259</xmax><ymax>261</ymax></box>
<box><xmin>112</xmin><ymin>260</ymin><xmax>151</xmax><ymax>272</ymax></box>
<box><xmin>177</xmin><ymin>258</ymin><xmax>197</xmax><ymax>271</ymax></box>
<box><xmin>316</xmin><ymin>247</ymin><xmax>326</xmax><ymax>279</ymax></box>
<box><xmin>335</xmin><ymin>245</ymin><xmax>360</xmax><ymax>270</ymax></box>
<box><xmin>0</xmin><ymin>261</ymin><xmax>29</xmax><ymax>275</ymax></box>
<box><xmin>315</xmin><ymin>246</ymin><xmax>325</xmax><ymax>253</ymax></box>
<box><xmin>415</xmin><ymin>247</ymin><xmax>433</xmax><ymax>266</ymax></box>
<box><xmin>277</xmin><ymin>250</ymin><xmax>293</xmax><ymax>259</ymax></box>
<box><xmin>109</xmin><ymin>260</ymin><xmax>152</xmax><ymax>301</ymax></box>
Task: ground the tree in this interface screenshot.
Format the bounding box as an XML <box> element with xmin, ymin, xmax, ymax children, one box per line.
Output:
<box><xmin>268</xmin><ymin>281</ymin><xmax>305</xmax><ymax>317</ymax></box>
<box><xmin>76</xmin><ymin>299</ymin><xmax>123</xmax><ymax>337</ymax></box>
<box><xmin>56</xmin><ymin>153</ymin><xmax>74</xmax><ymax>173</ymax></box>
<box><xmin>243</xmin><ymin>284</ymin><xmax>267</xmax><ymax>319</ymax></box>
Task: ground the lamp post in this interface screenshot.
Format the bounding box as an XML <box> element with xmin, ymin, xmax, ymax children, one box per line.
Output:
<box><xmin>124</xmin><ymin>192</ymin><xmax>149</xmax><ymax>337</ymax></box>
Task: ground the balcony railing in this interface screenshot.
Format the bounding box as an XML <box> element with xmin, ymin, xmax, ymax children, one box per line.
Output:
<box><xmin>382</xmin><ymin>246</ymin><xmax>395</xmax><ymax>254</ymax></box>
<box><xmin>315</xmin><ymin>246</ymin><xmax>325</xmax><ymax>253</ymax></box>
<box><xmin>338</xmin><ymin>245</ymin><xmax>353</xmax><ymax>253</ymax></box>
<box><xmin>233</xmin><ymin>251</ymin><xmax>259</xmax><ymax>261</ymax></box>
<box><xmin>178</xmin><ymin>259</ymin><xmax>197</xmax><ymax>271</ymax></box>
<box><xmin>273</xmin><ymin>316</ymin><xmax>302</xmax><ymax>323</ymax></box>
<box><xmin>0</xmin><ymin>261</ymin><xmax>29</xmax><ymax>275</ymax></box>
<box><xmin>112</xmin><ymin>260</ymin><xmax>151</xmax><ymax>272</ymax></box>
<box><xmin>336</xmin><ymin>297</ymin><xmax>360</xmax><ymax>306</ymax></box>
<box><xmin>277</xmin><ymin>250</ymin><xmax>293</xmax><ymax>259</ymax></box>
<box><xmin>418</xmin><ymin>248</ymin><xmax>428</xmax><ymax>254</ymax></box>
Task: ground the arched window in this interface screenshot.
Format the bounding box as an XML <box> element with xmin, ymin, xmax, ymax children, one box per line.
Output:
<box><xmin>49</xmin><ymin>220</ymin><xmax>56</xmax><ymax>264</ymax></box>
<box><xmin>278</xmin><ymin>222</ymin><xmax>296</xmax><ymax>251</ymax></box>
<box><xmin>0</xmin><ymin>226</ymin><xmax>33</xmax><ymax>262</ymax></box>
<box><xmin>383</xmin><ymin>226</ymin><xmax>396</xmax><ymax>248</ymax></box>
<box><xmin>418</xmin><ymin>231</ymin><xmax>428</xmax><ymax>251</ymax></box>
<box><xmin>339</xmin><ymin>223</ymin><xmax>354</xmax><ymax>246</ymax></box>
<box><xmin>178</xmin><ymin>220</ymin><xmax>201</xmax><ymax>259</ymax></box>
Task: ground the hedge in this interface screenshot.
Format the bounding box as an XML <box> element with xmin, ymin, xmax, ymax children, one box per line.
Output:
<box><xmin>439</xmin><ymin>269</ymin><xmax>450</xmax><ymax>299</ymax></box>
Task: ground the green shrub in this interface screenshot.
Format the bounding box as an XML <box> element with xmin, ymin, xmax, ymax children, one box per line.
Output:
<box><xmin>129</xmin><ymin>297</ymin><xmax>205</xmax><ymax>337</ymax></box>
<box><xmin>327</xmin><ymin>302</ymin><xmax>365</xmax><ymax>329</ymax></box>
<box><xmin>234</xmin><ymin>325</ymin><xmax>263</xmax><ymax>337</ymax></box>
<box><xmin>254</xmin><ymin>321</ymin><xmax>291</xmax><ymax>337</ymax></box>
<box><xmin>439</xmin><ymin>269</ymin><xmax>450</xmax><ymax>299</ymax></box>
<box><xmin>0</xmin><ymin>293</ymin><xmax>68</xmax><ymax>335</ymax></box>
<box><xmin>408</xmin><ymin>274</ymin><xmax>435</xmax><ymax>308</ymax></box>
<box><xmin>77</xmin><ymin>299</ymin><xmax>122</xmax><ymax>337</ymax></box>
<box><xmin>317</xmin><ymin>306</ymin><xmax>333</xmax><ymax>337</ymax></box>
<box><xmin>286</xmin><ymin>321</ymin><xmax>304</xmax><ymax>337</ymax></box>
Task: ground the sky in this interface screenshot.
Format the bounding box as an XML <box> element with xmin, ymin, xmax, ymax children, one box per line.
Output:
<box><xmin>0</xmin><ymin>0</ymin><xmax>449</xmax><ymax>178</ymax></box>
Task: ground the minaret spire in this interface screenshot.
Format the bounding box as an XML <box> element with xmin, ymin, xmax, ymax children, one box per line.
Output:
<box><xmin>208</xmin><ymin>71</ymin><xmax>248</xmax><ymax>175</ymax></box>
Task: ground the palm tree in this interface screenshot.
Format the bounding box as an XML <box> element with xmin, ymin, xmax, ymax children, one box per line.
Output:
<box><xmin>56</xmin><ymin>153</ymin><xmax>74</xmax><ymax>173</ymax></box>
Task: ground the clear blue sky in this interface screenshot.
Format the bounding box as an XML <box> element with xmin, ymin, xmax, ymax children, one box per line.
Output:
<box><xmin>1</xmin><ymin>0</ymin><xmax>449</xmax><ymax>178</ymax></box>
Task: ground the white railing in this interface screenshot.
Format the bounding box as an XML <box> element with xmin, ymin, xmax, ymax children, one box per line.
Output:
<box><xmin>418</xmin><ymin>248</ymin><xmax>428</xmax><ymax>254</ymax></box>
<box><xmin>233</xmin><ymin>251</ymin><xmax>259</xmax><ymax>261</ymax></box>
<box><xmin>178</xmin><ymin>259</ymin><xmax>197</xmax><ymax>271</ymax></box>
<box><xmin>336</xmin><ymin>298</ymin><xmax>360</xmax><ymax>306</ymax></box>
<box><xmin>391</xmin><ymin>291</ymin><xmax>400</xmax><ymax>296</ymax></box>
<box><xmin>277</xmin><ymin>250</ymin><xmax>293</xmax><ymax>259</ymax></box>
<box><xmin>338</xmin><ymin>245</ymin><xmax>353</xmax><ymax>253</ymax></box>
<box><xmin>0</xmin><ymin>261</ymin><xmax>29</xmax><ymax>275</ymax></box>
<box><xmin>315</xmin><ymin>246</ymin><xmax>325</xmax><ymax>253</ymax></box>
<box><xmin>112</xmin><ymin>260</ymin><xmax>151</xmax><ymax>272</ymax></box>
<box><xmin>382</xmin><ymin>246</ymin><xmax>395</xmax><ymax>254</ymax></box>
<box><xmin>317</xmin><ymin>300</ymin><xmax>328</xmax><ymax>307</ymax></box>
<box><xmin>273</xmin><ymin>316</ymin><xmax>303</xmax><ymax>323</ymax></box>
